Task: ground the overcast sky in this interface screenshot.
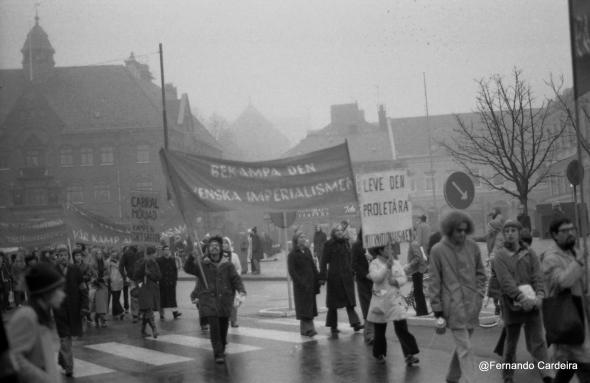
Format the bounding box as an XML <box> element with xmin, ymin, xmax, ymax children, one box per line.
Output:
<box><xmin>0</xmin><ymin>0</ymin><xmax>573</xmax><ymax>143</ymax></box>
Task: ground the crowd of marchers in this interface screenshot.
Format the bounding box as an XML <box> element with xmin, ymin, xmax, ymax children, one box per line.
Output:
<box><xmin>288</xmin><ymin>212</ymin><xmax>590</xmax><ymax>383</ymax></box>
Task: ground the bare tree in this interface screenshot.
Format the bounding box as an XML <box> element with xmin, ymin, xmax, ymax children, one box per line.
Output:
<box><xmin>442</xmin><ymin>69</ymin><xmax>566</xmax><ymax>221</ymax></box>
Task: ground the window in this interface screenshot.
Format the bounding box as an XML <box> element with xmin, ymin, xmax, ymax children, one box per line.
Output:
<box><xmin>425</xmin><ymin>177</ymin><xmax>434</xmax><ymax>191</ymax></box>
<box><xmin>100</xmin><ymin>146</ymin><xmax>114</xmax><ymax>165</ymax></box>
<box><xmin>136</xmin><ymin>144</ymin><xmax>150</xmax><ymax>163</ymax></box>
<box><xmin>80</xmin><ymin>148</ymin><xmax>94</xmax><ymax>166</ymax></box>
<box><xmin>59</xmin><ymin>147</ymin><xmax>74</xmax><ymax>167</ymax></box>
<box><xmin>135</xmin><ymin>181</ymin><xmax>153</xmax><ymax>191</ymax></box>
<box><xmin>94</xmin><ymin>184</ymin><xmax>110</xmax><ymax>202</ymax></box>
<box><xmin>27</xmin><ymin>188</ymin><xmax>47</xmax><ymax>205</ymax></box>
<box><xmin>66</xmin><ymin>185</ymin><xmax>84</xmax><ymax>203</ymax></box>
<box><xmin>25</xmin><ymin>150</ymin><xmax>40</xmax><ymax>167</ymax></box>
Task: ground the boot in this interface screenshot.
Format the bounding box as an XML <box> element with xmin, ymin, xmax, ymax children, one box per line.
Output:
<box><xmin>148</xmin><ymin>315</ymin><xmax>158</xmax><ymax>338</ymax></box>
<box><xmin>141</xmin><ymin>316</ymin><xmax>149</xmax><ymax>337</ymax></box>
<box><xmin>172</xmin><ymin>311</ymin><xmax>182</xmax><ymax>319</ymax></box>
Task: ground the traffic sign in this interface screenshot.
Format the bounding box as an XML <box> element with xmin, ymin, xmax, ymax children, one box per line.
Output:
<box><xmin>566</xmin><ymin>159</ymin><xmax>584</xmax><ymax>186</ymax></box>
<box><xmin>444</xmin><ymin>172</ymin><xmax>475</xmax><ymax>209</ymax></box>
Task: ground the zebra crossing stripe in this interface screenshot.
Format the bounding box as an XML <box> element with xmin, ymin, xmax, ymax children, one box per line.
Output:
<box><xmin>72</xmin><ymin>358</ymin><xmax>115</xmax><ymax>377</ymax></box>
<box><xmin>258</xmin><ymin>319</ymin><xmax>350</xmax><ymax>329</ymax></box>
<box><xmin>229</xmin><ymin>326</ymin><xmax>328</xmax><ymax>343</ymax></box>
<box><xmin>151</xmin><ymin>334</ymin><xmax>261</xmax><ymax>353</ymax></box>
<box><xmin>85</xmin><ymin>342</ymin><xmax>193</xmax><ymax>366</ymax></box>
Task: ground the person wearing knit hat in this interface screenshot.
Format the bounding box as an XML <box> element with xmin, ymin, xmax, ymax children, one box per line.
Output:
<box><xmin>7</xmin><ymin>264</ymin><xmax>65</xmax><ymax>382</ymax></box>
<box><xmin>492</xmin><ymin>218</ymin><xmax>552</xmax><ymax>383</ymax></box>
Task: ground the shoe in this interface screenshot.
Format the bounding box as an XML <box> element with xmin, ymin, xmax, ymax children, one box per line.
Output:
<box><xmin>365</xmin><ymin>338</ymin><xmax>374</xmax><ymax>345</ymax></box>
<box><xmin>503</xmin><ymin>378</ymin><xmax>514</xmax><ymax>383</ymax></box>
<box><xmin>132</xmin><ymin>315</ymin><xmax>139</xmax><ymax>324</ymax></box>
<box><xmin>215</xmin><ymin>355</ymin><xmax>225</xmax><ymax>364</ymax></box>
<box><xmin>160</xmin><ymin>314</ymin><xmax>165</xmax><ymax>320</ymax></box>
<box><xmin>330</xmin><ymin>328</ymin><xmax>340</xmax><ymax>337</ymax></box>
<box><xmin>173</xmin><ymin>311</ymin><xmax>182</xmax><ymax>319</ymax></box>
<box><xmin>375</xmin><ymin>355</ymin><xmax>386</xmax><ymax>364</ymax></box>
<box><xmin>230</xmin><ymin>322</ymin><xmax>239</xmax><ymax>328</ymax></box>
<box><xmin>405</xmin><ymin>355</ymin><xmax>419</xmax><ymax>366</ymax></box>
<box><xmin>352</xmin><ymin>323</ymin><xmax>364</xmax><ymax>332</ymax></box>
<box><xmin>201</xmin><ymin>325</ymin><xmax>209</xmax><ymax>332</ymax></box>
<box><xmin>542</xmin><ymin>377</ymin><xmax>553</xmax><ymax>383</ymax></box>
<box><xmin>64</xmin><ymin>371</ymin><xmax>73</xmax><ymax>378</ymax></box>
<box><xmin>119</xmin><ymin>313</ymin><xmax>125</xmax><ymax>320</ymax></box>
<box><xmin>306</xmin><ymin>330</ymin><xmax>317</xmax><ymax>337</ymax></box>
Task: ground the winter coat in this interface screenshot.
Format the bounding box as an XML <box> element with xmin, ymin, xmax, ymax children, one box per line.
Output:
<box><xmin>313</xmin><ymin>230</ymin><xmax>328</xmax><ymax>258</ymax></box>
<box><xmin>415</xmin><ymin>222</ymin><xmax>431</xmax><ymax>250</ymax></box>
<box><xmin>288</xmin><ymin>246</ymin><xmax>320</xmax><ymax>320</ymax></box>
<box><xmin>54</xmin><ymin>264</ymin><xmax>89</xmax><ymax>338</ymax></box>
<box><xmin>134</xmin><ymin>258</ymin><xmax>161</xmax><ymax>311</ymax></box>
<box><xmin>184</xmin><ymin>254</ymin><xmax>245</xmax><ymax>317</ymax></box>
<box><xmin>108</xmin><ymin>260</ymin><xmax>124</xmax><ymax>291</ymax></box>
<box><xmin>541</xmin><ymin>242</ymin><xmax>590</xmax><ymax>363</ymax></box>
<box><xmin>367</xmin><ymin>257</ymin><xmax>407</xmax><ymax>323</ymax></box>
<box><xmin>429</xmin><ymin>238</ymin><xmax>487</xmax><ymax>330</ymax></box>
<box><xmin>224</xmin><ymin>251</ymin><xmax>242</xmax><ymax>275</ymax></box>
<box><xmin>405</xmin><ymin>241</ymin><xmax>428</xmax><ymax>276</ymax></box>
<box><xmin>492</xmin><ymin>243</ymin><xmax>544</xmax><ymax>325</ymax></box>
<box><xmin>486</xmin><ymin>217</ymin><xmax>503</xmax><ymax>254</ymax></box>
<box><xmin>319</xmin><ymin>237</ymin><xmax>356</xmax><ymax>309</ymax></box>
<box><xmin>11</xmin><ymin>262</ymin><xmax>26</xmax><ymax>292</ymax></box>
<box><xmin>157</xmin><ymin>256</ymin><xmax>178</xmax><ymax>309</ymax></box>
<box><xmin>351</xmin><ymin>239</ymin><xmax>372</xmax><ymax>318</ymax></box>
<box><xmin>119</xmin><ymin>250</ymin><xmax>141</xmax><ymax>281</ymax></box>
<box><xmin>250</xmin><ymin>233</ymin><xmax>264</xmax><ymax>260</ymax></box>
<box><xmin>7</xmin><ymin>306</ymin><xmax>61</xmax><ymax>383</ymax></box>
<box><xmin>89</xmin><ymin>258</ymin><xmax>109</xmax><ymax>315</ymax></box>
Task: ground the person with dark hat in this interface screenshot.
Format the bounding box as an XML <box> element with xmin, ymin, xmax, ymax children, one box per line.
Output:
<box><xmin>157</xmin><ymin>245</ymin><xmax>181</xmax><ymax>320</ymax></box>
<box><xmin>7</xmin><ymin>263</ymin><xmax>66</xmax><ymax>382</ymax></box>
<box><xmin>184</xmin><ymin>235</ymin><xmax>246</xmax><ymax>364</ymax></box>
<box><xmin>133</xmin><ymin>246</ymin><xmax>161</xmax><ymax>338</ymax></box>
<box><xmin>119</xmin><ymin>245</ymin><xmax>141</xmax><ymax>323</ymax></box>
<box><xmin>249</xmin><ymin>227</ymin><xmax>263</xmax><ymax>275</ymax></box>
<box><xmin>493</xmin><ymin>219</ymin><xmax>552</xmax><ymax>383</ymax></box>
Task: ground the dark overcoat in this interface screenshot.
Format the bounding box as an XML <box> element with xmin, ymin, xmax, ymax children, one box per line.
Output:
<box><xmin>351</xmin><ymin>239</ymin><xmax>372</xmax><ymax>319</ymax></box>
<box><xmin>54</xmin><ymin>264</ymin><xmax>89</xmax><ymax>338</ymax></box>
<box><xmin>134</xmin><ymin>258</ymin><xmax>161</xmax><ymax>311</ymax></box>
<box><xmin>287</xmin><ymin>247</ymin><xmax>319</xmax><ymax>320</ymax></box>
<box><xmin>320</xmin><ymin>237</ymin><xmax>357</xmax><ymax>309</ymax></box>
<box><xmin>156</xmin><ymin>256</ymin><xmax>178</xmax><ymax>308</ymax></box>
<box><xmin>184</xmin><ymin>255</ymin><xmax>245</xmax><ymax>317</ymax></box>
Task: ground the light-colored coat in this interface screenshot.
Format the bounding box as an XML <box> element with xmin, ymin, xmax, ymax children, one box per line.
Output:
<box><xmin>7</xmin><ymin>306</ymin><xmax>62</xmax><ymax>383</ymax></box>
<box><xmin>367</xmin><ymin>257</ymin><xmax>407</xmax><ymax>323</ymax></box>
<box><xmin>541</xmin><ymin>242</ymin><xmax>590</xmax><ymax>363</ymax></box>
<box><xmin>428</xmin><ymin>238</ymin><xmax>487</xmax><ymax>330</ymax></box>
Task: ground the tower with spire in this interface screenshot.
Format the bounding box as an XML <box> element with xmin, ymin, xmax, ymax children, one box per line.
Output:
<box><xmin>20</xmin><ymin>12</ymin><xmax>55</xmax><ymax>82</ymax></box>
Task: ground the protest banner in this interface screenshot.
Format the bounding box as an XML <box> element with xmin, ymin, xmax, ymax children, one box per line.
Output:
<box><xmin>571</xmin><ymin>0</ymin><xmax>590</xmax><ymax>98</ymax></box>
<box><xmin>129</xmin><ymin>192</ymin><xmax>161</xmax><ymax>244</ymax></box>
<box><xmin>64</xmin><ymin>203</ymin><xmax>131</xmax><ymax>246</ymax></box>
<box><xmin>0</xmin><ymin>218</ymin><xmax>67</xmax><ymax>247</ymax></box>
<box><xmin>159</xmin><ymin>142</ymin><xmax>357</xmax><ymax>213</ymax></box>
<box><xmin>357</xmin><ymin>169</ymin><xmax>412</xmax><ymax>248</ymax></box>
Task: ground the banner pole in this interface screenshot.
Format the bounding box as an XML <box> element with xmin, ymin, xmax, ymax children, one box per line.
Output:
<box><xmin>568</xmin><ymin>0</ymin><xmax>589</xmax><ymax>293</ymax></box>
<box><xmin>283</xmin><ymin>212</ymin><xmax>293</xmax><ymax>311</ymax></box>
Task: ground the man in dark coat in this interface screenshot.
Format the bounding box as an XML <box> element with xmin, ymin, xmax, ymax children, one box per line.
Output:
<box><xmin>313</xmin><ymin>225</ymin><xmax>327</xmax><ymax>260</ymax></box>
<box><xmin>53</xmin><ymin>245</ymin><xmax>89</xmax><ymax>377</ymax></box>
<box><xmin>134</xmin><ymin>247</ymin><xmax>161</xmax><ymax>338</ymax></box>
<box><xmin>157</xmin><ymin>245</ymin><xmax>181</xmax><ymax>320</ymax></box>
<box><xmin>351</xmin><ymin>229</ymin><xmax>374</xmax><ymax>344</ymax></box>
<box><xmin>250</xmin><ymin>227</ymin><xmax>263</xmax><ymax>274</ymax></box>
<box><xmin>119</xmin><ymin>246</ymin><xmax>141</xmax><ymax>323</ymax></box>
<box><xmin>320</xmin><ymin>224</ymin><xmax>364</xmax><ymax>336</ymax></box>
<box><xmin>184</xmin><ymin>236</ymin><xmax>246</xmax><ymax>364</ymax></box>
<box><xmin>288</xmin><ymin>232</ymin><xmax>320</xmax><ymax>337</ymax></box>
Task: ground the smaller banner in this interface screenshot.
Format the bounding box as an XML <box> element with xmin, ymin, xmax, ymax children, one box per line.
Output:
<box><xmin>571</xmin><ymin>0</ymin><xmax>590</xmax><ymax>98</ymax></box>
<box><xmin>65</xmin><ymin>203</ymin><xmax>131</xmax><ymax>246</ymax></box>
<box><xmin>129</xmin><ymin>192</ymin><xmax>161</xmax><ymax>244</ymax></box>
<box><xmin>0</xmin><ymin>218</ymin><xmax>67</xmax><ymax>247</ymax></box>
<box><xmin>357</xmin><ymin>169</ymin><xmax>412</xmax><ymax>248</ymax></box>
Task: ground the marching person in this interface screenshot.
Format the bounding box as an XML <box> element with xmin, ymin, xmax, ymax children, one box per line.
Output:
<box><xmin>542</xmin><ymin>217</ymin><xmax>590</xmax><ymax>383</ymax></box>
<box><xmin>53</xmin><ymin>244</ymin><xmax>89</xmax><ymax>378</ymax></box>
<box><xmin>88</xmin><ymin>248</ymin><xmax>109</xmax><ymax>328</ymax></box>
<box><xmin>184</xmin><ymin>235</ymin><xmax>246</xmax><ymax>364</ymax></box>
<box><xmin>288</xmin><ymin>232</ymin><xmax>321</xmax><ymax>337</ymax></box>
<box><xmin>319</xmin><ymin>224</ymin><xmax>364</xmax><ymax>336</ymax></box>
<box><xmin>415</xmin><ymin>215</ymin><xmax>431</xmax><ymax>252</ymax></box>
<box><xmin>222</xmin><ymin>237</ymin><xmax>242</xmax><ymax>327</ymax></box>
<box><xmin>134</xmin><ymin>246</ymin><xmax>162</xmax><ymax>338</ymax></box>
<box><xmin>250</xmin><ymin>227</ymin><xmax>263</xmax><ymax>275</ymax></box>
<box><xmin>493</xmin><ymin>220</ymin><xmax>552</xmax><ymax>383</ymax></box>
<box><xmin>405</xmin><ymin>240</ymin><xmax>429</xmax><ymax>316</ymax></box>
<box><xmin>7</xmin><ymin>263</ymin><xmax>66</xmax><ymax>383</ymax></box>
<box><xmin>108</xmin><ymin>249</ymin><xmax>125</xmax><ymax>320</ymax></box>
<box><xmin>367</xmin><ymin>243</ymin><xmax>420</xmax><ymax>365</ymax></box>
<box><xmin>313</xmin><ymin>225</ymin><xmax>328</xmax><ymax>260</ymax></box>
<box><xmin>351</xmin><ymin>229</ymin><xmax>374</xmax><ymax>344</ymax></box>
<box><xmin>429</xmin><ymin>210</ymin><xmax>487</xmax><ymax>383</ymax></box>
<box><xmin>157</xmin><ymin>245</ymin><xmax>181</xmax><ymax>320</ymax></box>
<box><xmin>119</xmin><ymin>245</ymin><xmax>141</xmax><ymax>323</ymax></box>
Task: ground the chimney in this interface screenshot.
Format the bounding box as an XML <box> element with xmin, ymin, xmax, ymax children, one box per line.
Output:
<box><xmin>125</xmin><ymin>52</ymin><xmax>154</xmax><ymax>81</ymax></box>
<box><xmin>164</xmin><ymin>83</ymin><xmax>178</xmax><ymax>100</ymax></box>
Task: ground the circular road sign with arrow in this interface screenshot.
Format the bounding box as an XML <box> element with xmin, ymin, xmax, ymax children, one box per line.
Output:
<box><xmin>444</xmin><ymin>171</ymin><xmax>475</xmax><ymax>210</ymax></box>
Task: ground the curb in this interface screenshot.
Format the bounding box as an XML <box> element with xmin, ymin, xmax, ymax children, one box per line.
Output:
<box><xmin>178</xmin><ymin>276</ymin><xmax>287</xmax><ymax>282</ymax></box>
<box><xmin>258</xmin><ymin>306</ymin><xmax>328</xmax><ymax>318</ymax></box>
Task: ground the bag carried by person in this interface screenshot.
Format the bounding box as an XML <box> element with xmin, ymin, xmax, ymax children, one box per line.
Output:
<box><xmin>542</xmin><ymin>289</ymin><xmax>585</xmax><ymax>345</ymax></box>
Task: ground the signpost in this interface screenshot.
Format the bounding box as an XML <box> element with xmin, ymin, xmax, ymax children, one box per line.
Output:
<box><xmin>444</xmin><ymin>172</ymin><xmax>475</xmax><ymax>210</ymax></box>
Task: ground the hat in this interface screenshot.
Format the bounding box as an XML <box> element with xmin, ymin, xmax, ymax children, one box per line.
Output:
<box><xmin>56</xmin><ymin>244</ymin><xmax>68</xmax><ymax>251</ymax></box>
<box><xmin>503</xmin><ymin>219</ymin><xmax>522</xmax><ymax>231</ymax></box>
<box><xmin>26</xmin><ymin>263</ymin><xmax>64</xmax><ymax>296</ymax></box>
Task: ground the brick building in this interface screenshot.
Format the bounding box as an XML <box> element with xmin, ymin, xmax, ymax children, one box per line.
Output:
<box><xmin>0</xmin><ymin>16</ymin><xmax>221</xmax><ymax>228</ymax></box>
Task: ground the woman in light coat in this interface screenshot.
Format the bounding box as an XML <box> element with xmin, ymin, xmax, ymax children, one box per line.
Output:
<box><xmin>108</xmin><ymin>249</ymin><xmax>125</xmax><ymax>320</ymax></box>
<box><xmin>88</xmin><ymin>248</ymin><xmax>109</xmax><ymax>328</ymax></box>
<box><xmin>367</xmin><ymin>244</ymin><xmax>420</xmax><ymax>365</ymax></box>
<box><xmin>223</xmin><ymin>237</ymin><xmax>242</xmax><ymax>327</ymax></box>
